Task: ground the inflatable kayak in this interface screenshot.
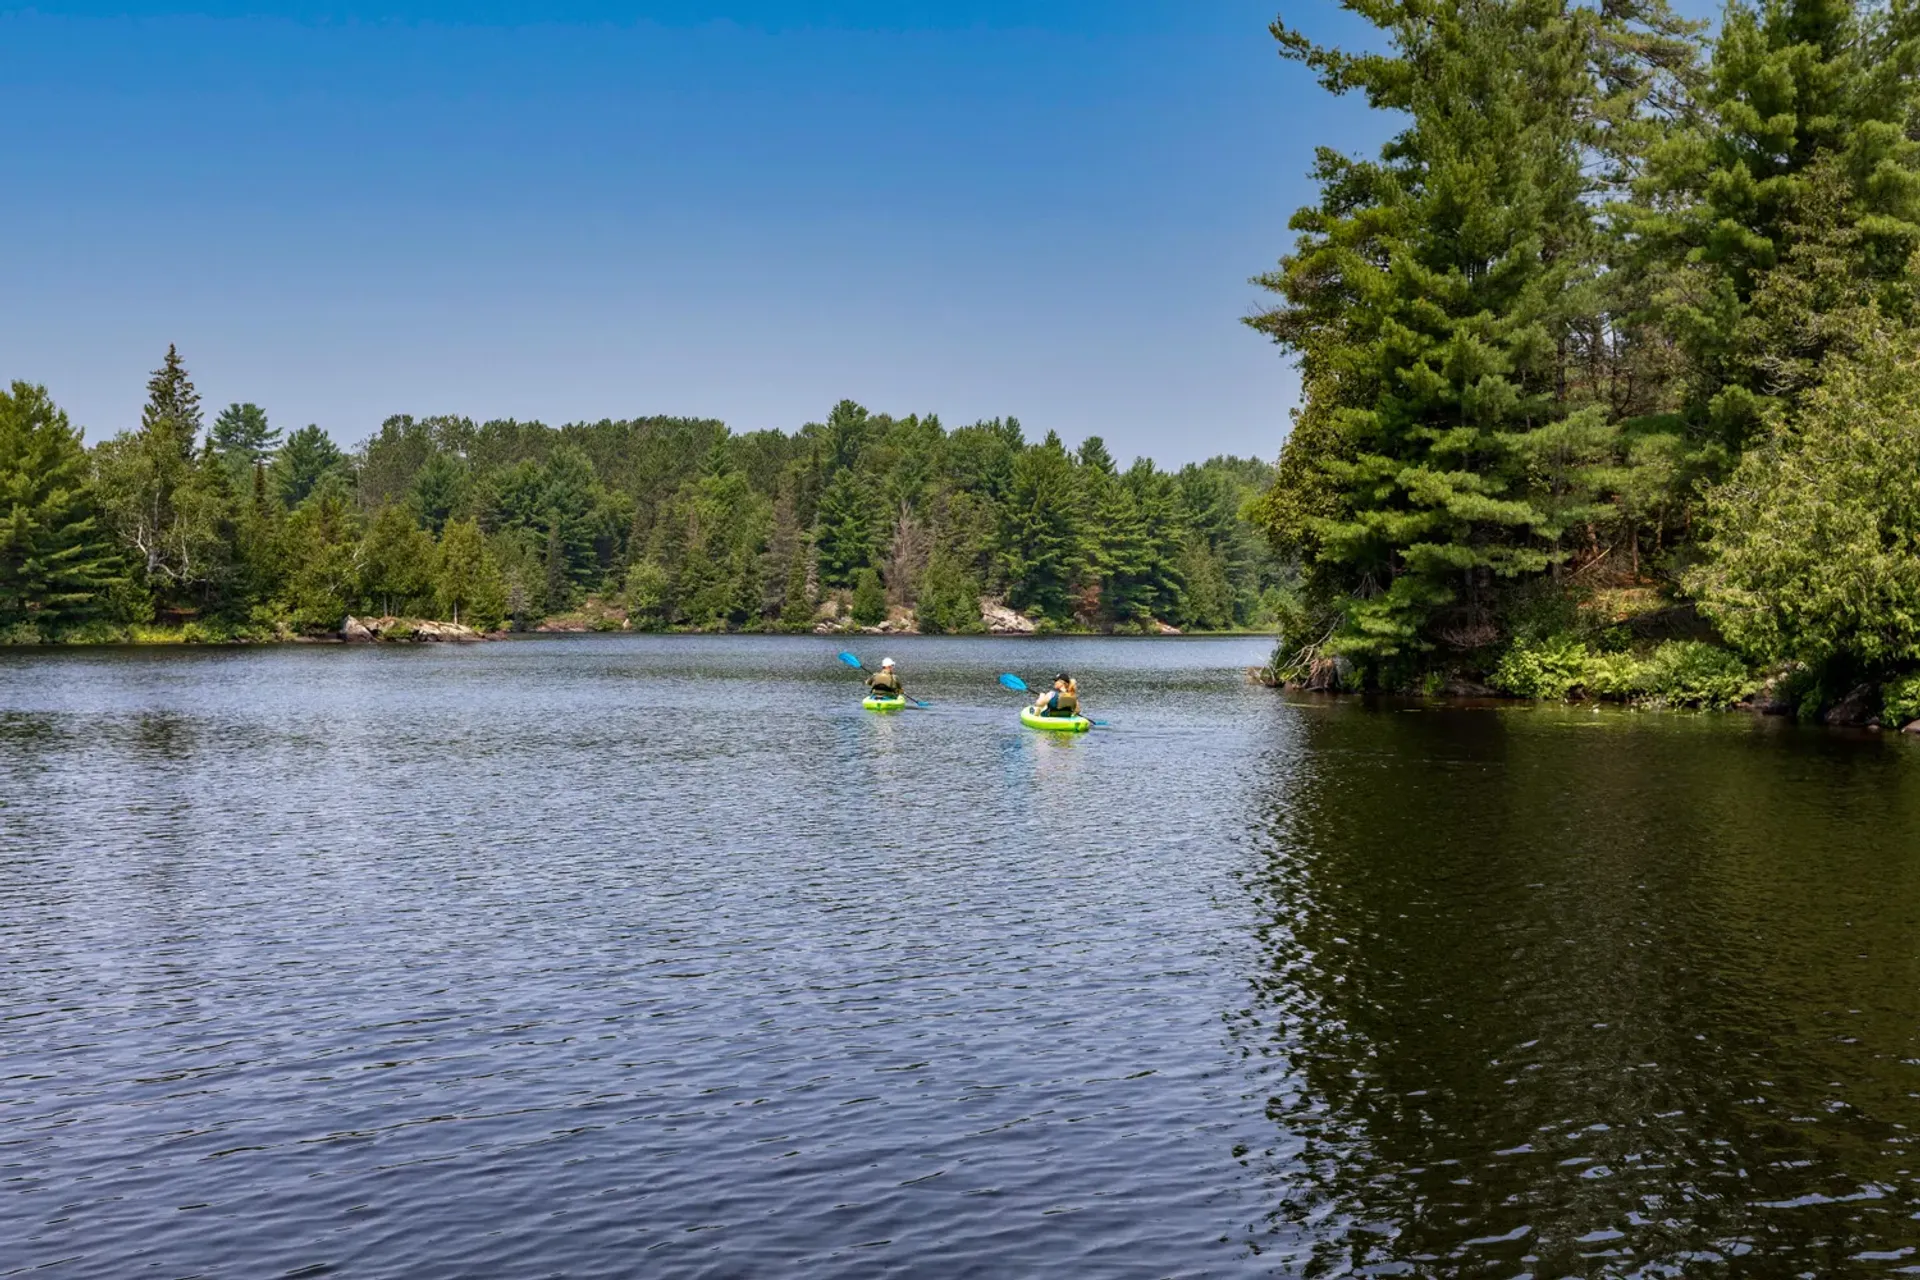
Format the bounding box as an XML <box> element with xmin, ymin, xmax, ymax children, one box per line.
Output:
<box><xmin>1020</xmin><ymin>706</ymin><xmax>1091</xmax><ymax>733</ymax></box>
<box><xmin>862</xmin><ymin>694</ymin><xmax>907</xmax><ymax>712</ymax></box>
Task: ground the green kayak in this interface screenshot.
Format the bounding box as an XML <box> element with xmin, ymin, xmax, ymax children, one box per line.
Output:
<box><xmin>1020</xmin><ymin>706</ymin><xmax>1091</xmax><ymax>733</ymax></box>
<box><xmin>862</xmin><ymin>694</ymin><xmax>907</xmax><ymax>712</ymax></box>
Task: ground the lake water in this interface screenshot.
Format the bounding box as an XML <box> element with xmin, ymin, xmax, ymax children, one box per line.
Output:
<box><xmin>2</xmin><ymin>636</ymin><xmax>1918</xmax><ymax>1278</ymax></box>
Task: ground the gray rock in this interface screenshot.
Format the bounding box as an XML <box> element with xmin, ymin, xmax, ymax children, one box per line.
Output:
<box><xmin>1823</xmin><ymin>683</ymin><xmax>1882</xmax><ymax>727</ymax></box>
<box><xmin>341</xmin><ymin>616</ymin><xmax>375</xmax><ymax>643</ymax></box>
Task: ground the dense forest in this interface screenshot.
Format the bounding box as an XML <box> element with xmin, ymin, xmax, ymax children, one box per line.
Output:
<box><xmin>1252</xmin><ymin>0</ymin><xmax>1920</xmax><ymax>725</ymax></box>
<box><xmin>0</xmin><ymin>351</ymin><xmax>1283</xmax><ymax>642</ymax></box>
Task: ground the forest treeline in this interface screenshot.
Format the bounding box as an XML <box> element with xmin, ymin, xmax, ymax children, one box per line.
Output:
<box><xmin>1252</xmin><ymin>0</ymin><xmax>1920</xmax><ymax>724</ymax></box>
<box><xmin>0</xmin><ymin>350</ymin><xmax>1283</xmax><ymax>642</ymax></box>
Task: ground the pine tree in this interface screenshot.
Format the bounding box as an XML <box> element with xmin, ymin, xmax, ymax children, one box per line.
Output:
<box><xmin>813</xmin><ymin>467</ymin><xmax>881</xmax><ymax>588</ymax></box>
<box><xmin>1635</xmin><ymin>0</ymin><xmax>1920</xmax><ymax>458</ymax></box>
<box><xmin>1248</xmin><ymin>0</ymin><xmax>1696</xmax><ymax>671</ymax></box>
<box><xmin>93</xmin><ymin>344</ymin><xmax>227</xmax><ymax>600</ymax></box>
<box><xmin>211</xmin><ymin>403</ymin><xmax>279</xmax><ymax>470</ymax></box>
<box><xmin>273</xmin><ymin>425</ymin><xmax>348</xmax><ymax>508</ymax></box>
<box><xmin>143</xmin><ymin>343</ymin><xmax>203</xmax><ymax>457</ymax></box>
<box><xmin>998</xmin><ymin>431</ymin><xmax>1084</xmax><ymax>621</ymax></box>
<box><xmin>0</xmin><ymin>382</ymin><xmax>123</xmax><ymax>635</ymax></box>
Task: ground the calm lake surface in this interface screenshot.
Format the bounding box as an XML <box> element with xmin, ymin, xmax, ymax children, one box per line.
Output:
<box><xmin>3</xmin><ymin>635</ymin><xmax>1918</xmax><ymax>1278</ymax></box>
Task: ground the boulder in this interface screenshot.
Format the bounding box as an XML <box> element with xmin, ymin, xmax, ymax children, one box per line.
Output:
<box><xmin>979</xmin><ymin>598</ymin><xmax>1037</xmax><ymax>635</ymax></box>
<box><xmin>1904</xmin><ymin>720</ymin><xmax>1920</xmax><ymax>736</ymax></box>
<box><xmin>1823</xmin><ymin>682</ymin><xmax>1882</xmax><ymax>728</ymax></box>
<box><xmin>341</xmin><ymin>616</ymin><xmax>376</xmax><ymax>643</ymax></box>
<box><xmin>412</xmin><ymin>619</ymin><xmax>482</xmax><ymax>643</ymax></box>
<box><xmin>1440</xmin><ymin>677</ymin><xmax>1496</xmax><ymax>698</ymax></box>
<box><xmin>1156</xmin><ymin>621</ymin><xmax>1182</xmax><ymax>636</ymax></box>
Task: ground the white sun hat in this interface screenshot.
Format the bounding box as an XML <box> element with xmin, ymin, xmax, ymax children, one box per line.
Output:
<box><xmin>881</xmin><ymin>657</ymin><xmax>895</xmax><ymax>667</ymax></box>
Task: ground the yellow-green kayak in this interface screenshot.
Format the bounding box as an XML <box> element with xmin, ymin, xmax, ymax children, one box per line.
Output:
<box><xmin>862</xmin><ymin>694</ymin><xmax>907</xmax><ymax>712</ymax></box>
<box><xmin>1020</xmin><ymin>706</ymin><xmax>1091</xmax><ymax>733</ymax></box>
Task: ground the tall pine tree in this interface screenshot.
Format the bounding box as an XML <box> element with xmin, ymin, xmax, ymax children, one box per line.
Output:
<box><xmin>0</xmin><ymin>383</ymin><xmax>123</xmax><ymax>635</ymax></box>
<box><xmin>1250</xmin><ymin>0</ymin><xmax>1695</xmax><ymax>672</ymax></box>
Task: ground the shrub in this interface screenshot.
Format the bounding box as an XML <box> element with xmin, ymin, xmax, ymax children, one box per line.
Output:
<box><xmin>1691</xmin><ymin>334</ymin><xmax>1920</xmax><ymax>673</ymax></box>
<box><xmin>850</xmin><ymin>568</ymin><xmax>888</xmax><ymax>627</ymax></box>
<box><xmin>1490</xmin><ymin>636</ymin><xmax>1592</xmax><ymax>700</ymax></box>
<box><xmin>624</xmin><ymin>561</ymin><xmax>670</xmax><ymax>631</ymax></box>
<box><xmin>1638</xmin><ymin>641</ymin><xmax>1754</xmax><ymax>709</ymax></box>
<box><xmin>1882</xmin><ymin>672</ymin><xmax>1920</xmax><ymax>727</ymax></box>
<box><xmin>1583</xmin><ymin>651</ymin><xmax>1646</xmax><ymax>700</ymax></box>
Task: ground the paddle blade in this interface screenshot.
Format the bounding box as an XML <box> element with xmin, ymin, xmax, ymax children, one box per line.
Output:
<box><xmin>837</xmin><ymin>652</ymin><xmax>865</xmax><ymax>669</ymax></box>
<box><xmin>998</xmin><ymin>673</ymin><xmax>1029</xmax><ymax>692</ymax></box>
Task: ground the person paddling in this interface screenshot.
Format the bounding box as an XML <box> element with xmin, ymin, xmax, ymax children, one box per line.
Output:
<box><xmin>866</xmin><ymin>657</ymin><xmax>904</xmax><ymax>700</ymax></box>
<box><xmin>1031</xmin><ymin>672</ymin><xmax>1079</xmax><ymax>719</ymax></box>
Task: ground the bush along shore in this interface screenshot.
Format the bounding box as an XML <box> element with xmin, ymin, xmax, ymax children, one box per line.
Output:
<box><xmin>1</xmin><ymin>352</ymin><xmax>1289</xmax><ymax>647</ymax></box>
<box><xmin>1245</xmin><ymin>0</ymin><xmax>1920</xmax><ymax>736</ymax></box>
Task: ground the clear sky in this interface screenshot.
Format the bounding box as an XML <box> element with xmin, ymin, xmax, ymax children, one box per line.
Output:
<box><xmin>3</xmin><ymin>2</ymin><xmax>1390</xmax><ymax>465</ymax></box>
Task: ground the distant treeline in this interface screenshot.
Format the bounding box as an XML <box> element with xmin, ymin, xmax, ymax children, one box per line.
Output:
<box><xmin>0</xmin><ymin>349</ymin><xmax>1284</xmax><ymax>641</ymax></box>
<box><xmin>1250</xmin><ymin>0</ymin><xmax>1920</xmax><ymax>723</ymax></box>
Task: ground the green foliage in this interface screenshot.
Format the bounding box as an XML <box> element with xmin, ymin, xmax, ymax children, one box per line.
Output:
<box><xmin>358</xmin><ymin>504</ymin><xmax>435</xmax><ymax>616</ymax></box>
<box><xmin>850</xmin><ymin>567</ymin><xmax>888</xmax><ymax>626</ymax></box>
<box><xmin>624</xmin><ymin>560</ymin><xmax>670</xmax><ymax>630</ymax></box>
<box><xmin>1637</xmin><ymin>641</ymin><xmax>1754</xmax><ymax>709</ymax></box>
<box><xmin>435</xmin><ymin>517</ymin><xmax>507</xmax><ymax>631</ymax></box>
<box><xmin>916</xmin><ymin>550</ymin><xmax>983</xmax><ymax>634</ymax></box>
<box><xmin>211</xmin><ymin>403</ymin><xmax>278</xmax><ymax>470</ymax></box>
<box><xmin>813</xmin><ymin>468</ymin><xmax>882</xmax><ymax>589</ymax></box>
<box><xmin>93</xmin><ymin>345</ymin><xmax>229</xmax><ymax>606</ymax></box>
<box><xmin>1248</xmin><ymin>0</ymin><xmax>1699</xmax><ymax>666</ymax></box>
<box><xmin>1000</xmin><ymin>432</ymin><xmax>1084</xmax><ymax>622</ymax></box>
<box><xmin>1491</xmin><ymin>636</ymin><xmax>1596</xmax><ymax>701</ymax></box>
<box><xmin>278</xmin><ymin>475</ymin><xmax>360</xmax><ymax>632</ymax></box>
<box><xmin>1881</xmin><ymin>672</ymin><xmax>1920</xmax><ymax>727</ymax></box>
<box><xmin>0</xmin><ymin>382</ymin><xmax>123</xmax><ymax>633</ymax></box>
<box><xmin>1691</xmin><ymin>334</ymin><xmax>1920</xmax><ymax>672</ymax></box>
<box><xmin>1490</xmin><ymin>634</ymin><xmax>1753</xmax><ymax>706</ymax></box>
<box><xmin>273</xmin><ymin>424</ymin><xmax>350</xmax><ymax>509</ymax></box>
<box><xmin>22</xmin><ymin>338</ymin><xmax>1282</xmax><ymax>639</ymax></box>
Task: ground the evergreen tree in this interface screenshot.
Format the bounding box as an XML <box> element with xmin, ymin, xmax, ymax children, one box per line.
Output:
<box><xmin>410</xmin><ymin>452</ymin><xmax>470</xmax><ymax>534</ymax></box>
<box><xmin>850</xmin><ymin>567</ymin><xmax>888</xmax><ymax>626</ymax></box>
<box><xmin>1635</xmin><ymin>0</ymin><xmax>1920</xmax><ymax>458</ymax></box>
<box><xmin>278</xmin><ymin>474</ymin><xmax>359</xmax><ymax>632</ymax></box>
<box><xmin>434</xmin><ymin>517</ymin><xmax>507</xmax><ymax>630</ymax></box>
<box><xmin>1249</xmin><ymin>0</ymin><xmax>1695</xmax><ymax>670</ymax></box>
<box><xmin>93</xmin><ymin>345</ymin><xmax>226</xmax><ymax>600</ymax></box>
<box><xmin>813</xmin><ymin>467</ymin><xmax>881</xmax><ymax>588</ymax></box>
<box><xmin>998</xmin><ymin>431</ymin><xmax>1084</xmax><ymax>621</ymax></box>
<box><xmin>624</xmin><ymin>559</ymin><xmax>670</xmax><ymax>629</ymax></box>
<box><xmin>0</xmin><ymin>382</ymin><xmax>123</xmax><ymax>635</ymax></box>
<box><xmin>211</xmin><ymin>403</ymin><xmax>279</xmax><ymax>470</ymax></box>
<box><xmin>273</xmin><ymin>425</ymin><xmax>349</xmax><ymax>508</ymax></box>
<box><xmin>358</xmin><ymin>504</ymin><xmax>436</xmax><ymax>616</ymax></box>
<box><xmin>916</xmin><ymin>549</ymin><xmax>984</xmax><ymax>633</ymax></box>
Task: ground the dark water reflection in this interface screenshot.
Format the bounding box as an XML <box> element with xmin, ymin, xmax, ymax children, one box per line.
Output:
<box><xmin>4</xmin><ymin>641</ymin><xmax>1918</xmax><ymax>1277</ymax></box>
<box><xmin>1235</xmin><ymin>701</ymin><xmax>1920</xmax><ymax>1277</ymax></box>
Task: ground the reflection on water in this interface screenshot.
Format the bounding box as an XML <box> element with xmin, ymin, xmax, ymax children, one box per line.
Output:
<box><xmin>4</xmin><ymin>642</ymin><xmax>1919</xmax><ymax>1277</ymax></box>
<box><xmin>1233</xmin><ymin>701</ymin><xmax>1920</xmax><ymax>1276</ymax></box>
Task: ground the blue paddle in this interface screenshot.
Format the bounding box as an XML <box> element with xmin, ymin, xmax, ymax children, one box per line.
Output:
<box><xmin>838</xmin><ymin>651</ymin><xmax>931</xmax><ymax>708</ymax></box>
<box><xmin>998</xmin><ymin>673</ymin><xmax>1108</xmax><ymax>726</ymax></box>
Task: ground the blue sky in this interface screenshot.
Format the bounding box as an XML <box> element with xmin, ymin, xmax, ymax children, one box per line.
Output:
<box><xmin>3</xmin><ymin>2</ymin><xmax>1391</xmax><ymax>464</ymax></box>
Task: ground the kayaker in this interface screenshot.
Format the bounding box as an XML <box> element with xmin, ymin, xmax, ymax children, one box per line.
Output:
<box><xmin>1032</xmin><ymin>672</ymin><xmax>1079</xmax><ymax>719</ymax></box>
<box><xmin>867</xmin><ymin>657</ymin><xmax>904</xmax><ymax>699</ymax></box>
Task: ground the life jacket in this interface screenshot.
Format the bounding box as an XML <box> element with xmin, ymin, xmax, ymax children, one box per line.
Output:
<box><xmin>869</xmin><ymin>671</ymin><xmax>901</xmax><ymax>695</ymax></box>
<box><xmin>1050</xmin><ymin>688</ymin><xmax>1079</xmax><ymax>716</ymax></box>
